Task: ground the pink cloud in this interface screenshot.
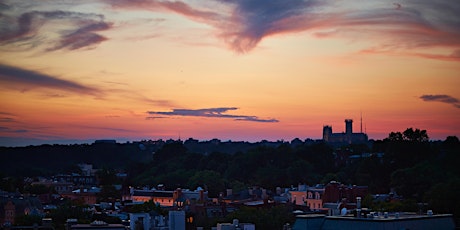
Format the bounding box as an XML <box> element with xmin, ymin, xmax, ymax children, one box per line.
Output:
<box><xmin>104</xmin><ymin>0</ymin><xmax>460</xmax><ymax>59</ymax></box>
<box><xmin>4</xmin><ymin>0</ymin><xmax>459</xmax><ymax>60</ymax></box>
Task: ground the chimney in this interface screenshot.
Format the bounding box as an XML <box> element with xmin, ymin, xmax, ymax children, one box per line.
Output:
<box><xmin>199</xmin><ymin>190</ymin><xmax>204</xmax><ymax>201</ymax></box>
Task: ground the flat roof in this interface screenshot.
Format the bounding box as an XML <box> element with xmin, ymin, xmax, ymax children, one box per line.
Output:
<box><xmin>296</xmin><ymin>213</ymin><xmax>454</xmax><ymax>221</ymax></box>
<box><xmin>71</xmin><ymin>224</ymin><xmax>125</xmax><ymax>229</ymax></box>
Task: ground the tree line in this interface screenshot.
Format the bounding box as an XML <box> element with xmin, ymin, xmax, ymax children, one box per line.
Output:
<box><xmin>1</xmin><ymin>128</ymin><xmax>459</xmax><ymax>226</ymax></box>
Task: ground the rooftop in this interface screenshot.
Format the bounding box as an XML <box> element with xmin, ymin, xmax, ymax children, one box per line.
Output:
<box><xmin>293</xmin><ymin>213</ymin><xmax>456</xmax><ymax>230</ymax></box>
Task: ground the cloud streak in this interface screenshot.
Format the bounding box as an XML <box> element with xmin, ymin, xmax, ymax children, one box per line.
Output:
<box><xmin>73</xmin><ymin>125</ymin><xmax>135</xmax><ymax>133</ymax></box>
<box><xmin>0</xmin><ymin>117</ymin><xmax>15</xmax><ymax>123</ymax></box>
<box><xmin>147</xmin><ymin>107</ymin><xmax>279</xmax><ymax>123</ymax></box>
<box><xmin>0</xmin><ymin>64</ymin><xmax>101</xmax><ymax>95</ymax></box>
<box><xmin>0</xmin><ymin>126</ymin><xmax>28</xmax><ymax>133</ymax></box>
<box><xmin>0</xmin><ymin>8</ymin><xmax>112</xmax><ymax>51</ymax></box>
<box><xmin>420</xmin><ymin>94</ymin><xmax>460</xmax><ymax>109</ymax></box>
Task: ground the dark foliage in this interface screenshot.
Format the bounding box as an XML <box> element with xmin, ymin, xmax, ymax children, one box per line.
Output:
<box><xmin>1</xmin><ymin>129</ymin><xmax>459</xmax><ymax>225</ymax></box>
<box><xmin>0</xmin><ymin>142</ymin><xmax>152</xmax><ymax>176</ymax></box>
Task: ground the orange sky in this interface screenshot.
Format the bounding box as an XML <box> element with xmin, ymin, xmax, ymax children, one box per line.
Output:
<box><xmin>1</xmin><ymin>0</ymin><xmax>459</xmax><ymax>146</ymax></box>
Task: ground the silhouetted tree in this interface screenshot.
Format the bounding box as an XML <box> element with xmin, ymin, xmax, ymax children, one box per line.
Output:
<box><xmin>48</xmin><ymin>199</ymin><xmax>92</xmax><ymax>230</ymax></box>
<box><xmin>390</xmin><ymin>162</ymin><xmax>441</xmax><ymax>201</ymax></box>
<box><xmin>24</xmin><ymin>184</ymin><xmax>55</xmax><ymax>195</ymax></box>
<box><xmin>387</xmin><ymin>128</ymin><xmax>428</xmax><ymax>142</ymax></box>
<box><xmin>388</xmin><ymin>131</ymin><xmax>404</xmax><ymax>141</ymax></box>
<box><xmin>96</xmin><ymin>168</ymin><xmax>118</xmax><ymax>185</ymax></box>
<box><xmin>444</xmin><ymin>136</ymin><xmax>459</xmax><ymax>147</ymax></box>
<box><xmin>403</xmin><ymin>128</ymin><xmax>429</xmax><ymax>142</ymax></box>
<box><xmin>384</xmin><ymin>128</ymin><xmax>432</xmax><ymax>169</ymax></box>
<box><xmin>14</xmin><ymin>214</ymin><xmax>42</xmax><ymax>226</ymax></box>
<box><xmin>223</xmin><ymin>205</ymin><xmax>295</xmax><ymax>229</ymax></box>
<box><xmin>187</xmin><ymin>170</ymin><xmax>225</xmax><ymax>197</ymax></box>
<box><xmin>152</xmin><ymin>142</ymin><xmax>187</xmax><ymax>162</ymax></box>
<box><xmin>98</xmin><ymin>185</ymin><xmax>121</xmax><ymax>202</ymax></box>
<box><xmin>425</xmin><ymin>178</ymin><xmax>460</xmax><ymax>217</ymax></box>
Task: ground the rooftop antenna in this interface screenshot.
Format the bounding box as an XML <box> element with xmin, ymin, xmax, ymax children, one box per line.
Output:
<box><xmin>360</xmin><ymin>112</ymin><xmax>363</xmax><ymax>133</ymax></box>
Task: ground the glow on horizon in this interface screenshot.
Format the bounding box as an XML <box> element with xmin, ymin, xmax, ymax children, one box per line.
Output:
<box><xmin>0</xmin><ymin>0</ymin><xmax>459</xmax><ymax>146</ymax></box>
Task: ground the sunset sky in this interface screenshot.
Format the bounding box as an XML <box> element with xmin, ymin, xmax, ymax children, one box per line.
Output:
<box><xmin>1</xmin><ymin>0</ymin><xmax>459</xmax><ymax>146</ymax></box>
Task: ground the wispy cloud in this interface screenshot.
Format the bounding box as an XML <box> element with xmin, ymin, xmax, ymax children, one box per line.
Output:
<box><xmin>105</xmin><ymin>0</ymin><xmax>460</xmax><ymax>59</ymax></box>
<box><xmin>106</xmin><ymin>0</ymin><xmax>320</xmax><ymax>53</ymax></box>
<box><xmin>146</xmin><ymin>116</ymin><xmax>168</xmax><ymax>120</ymax></box>
<box><xmin>147</xmin><ymin>107</ymin><xmax>279</xmax><ymax>123</ymax></box>
<box><xmin>105</xmin><ymin>115</ymin><xmax>121</xmax><ymax>118</ymax></box>
<box><xmin>105</xmin><ymin>87</ymin><xmax>177</xmax><ymax>108</ymax></box>
<box><xmin>213</xmin><ymin>0</ymin><xmax>320</xmax><ymax>53</ymax></box>
<box><xmin>3</xmin><ymin>0</ymin><xmax>459</xmax><ymax>59</ymax></box>
<box><xmin>0</xmin><ymin>126</ymin><xmax>28</xmax><ymax>133</ymax></box>
<box><xmin>0</xmin><ymin>112</ymin><xmax>16</xmax><ymax>116</ymax></box>
<box><xmin>0</xmin><ymin>8</ymin><xmax>112</xmax><ymax>52</ymax></box>
<box><xmin>0</xmin><ymin>117</ymin><xmax>15</xmax><ymax>123</ymax></box>
<box><xmin>73</xmin><ymin>125</ymin><xmax>135</xmax><ymax>133</ymax></box>
<box><xmin>0</xmin><ymin>64</ymin><xmax>101</xmax><ymax>95</ymax></box>
<box><xmin>142</xmin><ymin>98</ymin><xmax>176</xmax><ymax>107</ymax></box>
<box><xmin>420</xmin><ymin>94</ymin><xmax>460</xmax><ymax>109</ymax></box>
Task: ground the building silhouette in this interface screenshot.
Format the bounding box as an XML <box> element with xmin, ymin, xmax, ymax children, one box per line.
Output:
<box><xmin>323</xmin><ymin>119</ymin><xmax>368</xmax><ymax>144</ymax></box>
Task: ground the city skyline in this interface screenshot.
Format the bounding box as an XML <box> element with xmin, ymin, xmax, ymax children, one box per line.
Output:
<box><xmin>1</xmin><ymin>0</ymin><xmax>459</xmax><ymax>146</ymax></box>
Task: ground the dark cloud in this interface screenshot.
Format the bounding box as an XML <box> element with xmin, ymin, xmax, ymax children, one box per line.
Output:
<box><xmin>0</xmin><ymin>126</ymin><xmax>28</xmax><ymax>133</ymax></box>
<box><xmin>223</xmin><ymin>0</ymin><xmax>460</xmax><ymax>54</ymax></box>
<box><xmin>146</xmin><ymin>116</ymin><xmax>168</xmax><ymax>120</ymax></box>
<box><xmin>235</xmin><ymin>117</ymin><xmax>280</xmax><ymax>123</ymax></box>
<box><xmin>107</xmin><ymin>0</ymin><xmax>320</xmax><ymax>53</ymax></box>
<box><xmin>0</xmin><ymin>2</ymin><xmax>10</xmax><ymax>9</ymax></box>
<box><xmin>0</xmin><ymin>64</ymin><xmax>101</xmax><ymax>95</ymax></box>
<box><xmin>0</xmin><ymin>117</ymin><xmax>15</xmax><ymax>123</ymax></box>
<box><xmin>147</xmin><ymin>107</ymin><xmax>279</xmax><ymax>123</ymax></box>
<box><xmin>14</xmin><ymin>129</ymin><xmax>28</xmax><ymax>133</ymax></box>
<box><xmin>420</xmin><ymin>94</ymin><xmax>460</xmax><ymax>109</ymax></box>
<box><xmin>217</xmin><ymin>0</ymin><xmax>320</xmax><ymax>53</ymax></box>
<box><xmin>0</xmin><ymin>112</ymin><xmax>17</xmax><ymax>125</ymax></box>
<box><xmin>48</xmin><ymin>21</ymin><xmax>111</xmax><ymax>51</ymax></box>
<box><xmin>74</xmin><ymin>125</ymin><xmax>135</xmax><ymax>133</ymax></box>
<box><xmin>0</xmin><ymin>10</ymin><xmax>112</xmax><ymax>51</ymax></box>
<box><xmin>0</xmin><ymin>112</ymin><xmax>16</xmax><ymax>116</ymax></box>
